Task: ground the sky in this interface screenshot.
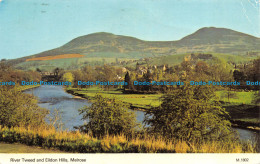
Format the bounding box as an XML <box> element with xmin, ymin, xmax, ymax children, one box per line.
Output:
<box><xmin>0</xmin><ymin>0</ymin><xmax>259</xmax><ymax>59</ymax></box>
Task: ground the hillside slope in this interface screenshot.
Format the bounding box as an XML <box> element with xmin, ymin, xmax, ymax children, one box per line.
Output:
<box><xmin>9</xmin><ymin>27</ymin><xmax>260</xmax><ymax>70</ymax></box>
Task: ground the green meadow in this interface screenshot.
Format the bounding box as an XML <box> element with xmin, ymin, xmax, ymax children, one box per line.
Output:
<box><xmin>68</xmin><ymin>87</ymin><xmax>258</xmax><ymax>107</ymax></box>
<box><xmin>15</xmin><ymin>56</ymin><xmax>136</xmax><ymax>71</ymax></box>
<box><xmin>147</xmin><ymin>53</ymin><xmax>255</xmax><ymax>67</ymax></box>
<box><xmin>68</xmin><ymin>87</ymin><xmax>162</xmax><ymax>109</ymax></box>
<box><xmin>67</xmin><ymin>87</ymin><xmax>259</xmax><ymax>127</ymax></box>
<box><xmin>214</xmin><ymin>90</ymin><xmax>259</xmax><ymax>126</ymax></box>
<box><xmin>215</xmin><ymin>90</ymin><xmax>257</xmax><ymax>105</ymax></box>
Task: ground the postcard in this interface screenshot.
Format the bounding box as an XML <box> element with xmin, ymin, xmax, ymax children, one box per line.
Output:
<box><xmin>0</xmin><ymin>0</ymin><xmax>259</xmax><ymax>163</ymax></box>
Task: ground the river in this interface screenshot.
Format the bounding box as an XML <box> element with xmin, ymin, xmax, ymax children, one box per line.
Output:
<box><xmin>23</xmin><ymin>85</ymin><xmax>259</xmax><ymax>142</ymax></box>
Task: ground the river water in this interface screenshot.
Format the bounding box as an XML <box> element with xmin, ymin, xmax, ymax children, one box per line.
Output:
<box><xmin>23</xmin><ymin>85</ymin><xmax>259</xmax><ymax>141</ymax></box>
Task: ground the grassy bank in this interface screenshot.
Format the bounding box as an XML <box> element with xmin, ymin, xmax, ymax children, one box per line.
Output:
<box><xmin>0</xmin><ymin>126</ymin><xmax>257</xmax><ymax>153</ymax></box>
<box><xmin>215</xmin><ymin>90</ymin><xmax>257</xmax><ymax>105</ymax></box>
<box><xmin>67</xmin><ymin>88</ymin><xmax>258</xmax><ymax>108</ymax></box>
<box><xmin>67</xmin><ymin>87</ymin><xmax>162</xmax><ymax>110</ymax></box>
<box><xmin>16</xmin><ymin>84</ymin><xmax>40</xmax><ymax>91</ymax></box>
<box><xmin>67</xmin><ymin>87</ymin><xmax>260</xmax><ymax>129</ymax></box>
<box><xmin>215</xmin><ymin>90</ymin><xmax>259</xmax><ymax>129</ymax></box>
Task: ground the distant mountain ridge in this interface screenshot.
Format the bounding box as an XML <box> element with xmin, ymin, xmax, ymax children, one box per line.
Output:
<box><xmin>11</xmin><ymin>27</ymin><xmax>260</xmax><ymax>64</ymax></box>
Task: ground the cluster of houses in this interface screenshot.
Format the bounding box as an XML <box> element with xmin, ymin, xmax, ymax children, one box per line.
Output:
<box><xmin>135</xmin><ymin>62</ymin><xmax>168</xmax><ymax>75</ymax></box>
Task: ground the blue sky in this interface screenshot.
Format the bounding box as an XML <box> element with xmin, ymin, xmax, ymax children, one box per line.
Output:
<box><xmin>0</xmin><ymin>0</ymin><xmax>259</xmax><ymax>59</ymax></box>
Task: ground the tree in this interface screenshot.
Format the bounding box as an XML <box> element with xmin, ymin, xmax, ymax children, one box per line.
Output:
<box><xmin>249</xmin><ymin>58</ymin><xmax>260</xmax><ymax>89</ymax></box>
<box><xmin>81</xmin><ymin>66</ymin><xmax>95</xmax><ymax>83</ymax></box>
<box><xmin>36</xmin><ymin>68</ymin><xmax>42</xmax><ymax>73</ymax></box>
<box><xmin>95</xmin><ymin>65</ymin><xmax>116</xmax><ymax>90</ymax></box>
<box><xmin>53</xmin><ymin>67</ymin><xmax>60</xmax><ymax>76</ymax></box>
<box><xmin>71</xmin><ymin>70</ymin><xmax>84</xmax><ymax>88</ymax></box>
<box><xmin>144</xmin><ymin>84</ymin><xmax>234</xmax><ymax>142</ymax></box>
<box><xmin>62</xmin><ymin>72</ymin><xmax>74</xmax><ymax>86</ymax></box>
<box><xmin>0</xmin><ymin>87</ymin><xmax>49</xmax><ymax>128</ymax></box>
<box><xmin>124</xmin><ymin>71</ymin><xmax>131</xmax><ymax>90</ymax></box>
<box><xmin>209</xmin><ymin>58</ymin><xmax>233</xmax><ymax>81</ymax></box>
<box><xmin>0</xmin><ymin>61</ymin><xmax>12</xmax><ymax>82</ymax></box>
<box><xmin>79</xmin><ymin>95</ymin><xmax>139</xmax><ymax>137</ymax></box>
<box><xmin>233</xmin><ymin>70</ymin><xmax>246</xmax><ymax>82</ymax></box>
<box><xmin>143</xmin><ymin>70</ymin><xmax>153</xmax><ymax>91</ymax></box>
<box><xmin>251</xmin><ymin>58</ymin><xmax>260</xmax><ymax>103</ymax></box>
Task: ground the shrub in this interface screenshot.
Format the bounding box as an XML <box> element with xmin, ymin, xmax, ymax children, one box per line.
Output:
<box><xmin>0</xmin><ymin>87</ymin><xmax>49</xmax><ymax>128</ymax></box>
<box><xmin>144</xmin><ymin>84</ymin><xmax>235</xmax><ymax>142</ymax></box>
<box><xmin>79</xmin><ymin>95</ymin><xmax>139</xmax><ymax>137</ymax></box>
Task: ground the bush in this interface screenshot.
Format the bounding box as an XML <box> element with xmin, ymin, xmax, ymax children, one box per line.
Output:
<box><xmin>79</xmin><ymin>95</ymin><xmax>139</xmax><ymax>137</ymax></box>
<box><xmin>144</xmin><ymin>84</ymin><xmax>235</xmax><ymax>142</ymax></box>
<box><xmin>0</xmin><ymin>87</ymin><xmax>49</xmax><ymax>128</ymax></box>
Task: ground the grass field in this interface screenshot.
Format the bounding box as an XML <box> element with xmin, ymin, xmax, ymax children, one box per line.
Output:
<box><xmin>211</xmin><ymin>53</ymin><xmax>256</xmax><ymax>63</ymax></box>
<box><xmin>149</xmin><ymin>54</ymin><xmax>187</xmax><ymax>66</ymax></box>
<box><xmin>17</xmin><ymin>56</ymin><xmax>136</xmax><ymax>71</ymax></box>
<box><xmin>68</xmin><ymin>87</ymin><xmax>162</xmax><ymax>109</ymax></box>
<box><xmin>215</xmin><ymin>90</ymin><xmax>259</xmax><ymax>126</ymax></box>
<box><xmin>146</xmin><ymin>53</ymin><xmax>256</xmax><ymax>67</ymax></box>
<box><xmin>215</xmin><ymin>90</ymin><xmax>257</xmax><ymax>105</ymax></box>
<box><xmin>0</xmin><ymin>142</ymin><xmax>64</xmax><ymax>153</ymax></box>
<box><xmin>69</xmin><ymin>87</ymin><xmax>258</xmax><ymax>108</ymax></box>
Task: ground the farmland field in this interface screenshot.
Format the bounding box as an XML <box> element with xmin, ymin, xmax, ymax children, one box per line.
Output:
<box><xmin>26</xmin><ymin>54</ymin><xmax>84</xmax><ymax>61</ymax></box>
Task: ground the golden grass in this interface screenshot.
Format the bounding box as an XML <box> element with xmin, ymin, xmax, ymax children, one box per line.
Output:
<box><xmin>26</xmin><ymin>54</ymin><xmax>84</xmax><ymax>61</ymax></box>
<box><xmin>0</xmin><ymin>126</ymin><xmax>256</xmax><ymax>153</ymax></box>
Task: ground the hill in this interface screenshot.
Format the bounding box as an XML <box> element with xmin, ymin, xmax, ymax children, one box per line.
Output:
<box><xmin>9</xmin><ymin>27</ymin><xmax>260</xmax><ymax>70</ymax></box>
<box><xmin>176</xmin><ymin>27</ymin><xmax>260</xmax><ymax>53</ymax></box>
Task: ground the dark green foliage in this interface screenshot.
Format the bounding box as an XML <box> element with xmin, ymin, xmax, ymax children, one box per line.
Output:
<box><xmin>79</xmin><ymin>95</ymin><xmax>139</xmax><ymax>137</ymax></box>
<box><xmin>124</xmin><ymin>71</ymin><xmax>131</xmax><ymax>90</ymax></box>
<box><xmin>144</xmin><ymin>84</ymin><xmax>235</xmax><ymax>142</ymax></box>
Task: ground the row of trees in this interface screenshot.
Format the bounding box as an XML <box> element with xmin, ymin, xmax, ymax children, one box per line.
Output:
<box><xmin>233</xmin><ymin>58</ymin><xmax>260</xmax><ymax>89</ymax></box>
<box><xmin>58</xmin><ymin>58</ymin><xmax>234</xmax><ymax>92</ymax></box>
<box><xmin>44</xmin><ymin>56</ymin><xmax>260</xmax><ymax>93</ymax></box>
<box><xmin>0</xmin><ymin>61</ymin><xmax>41</xmax><ymax>85</ymax></box>
<box><xmin>60</xmin><ymin>65</ymin><xmax>125</xmax><ymax>89</ymax></box>
<box><xmin>124</xmin><ymin>58</ymin><xmax>233</xmax><ymax>92</ymax></box>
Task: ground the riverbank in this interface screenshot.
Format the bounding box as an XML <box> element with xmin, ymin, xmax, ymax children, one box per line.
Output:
<box><xmin>0</xmin><ymin>126</ymin><xmax>257</xmax><ymax>153</ymax></box>
<box><xmin>17</xmin><ymin>84</ymin><xmax>40</xmax><ymax>91</ymax></box>
<box><xmin>66</xmin><ymin>87</ymin><xmax>159</xmax><ymax>111</ymax></box>
<box><xmin>66</xmin><ymin>87</ymin><xmax>260</xmax><ymax>132</ymax></box>
<box><xmin>231</xmin><ymin>120</ymin><xmax>260</xmax><ymax>132</ymax></box>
